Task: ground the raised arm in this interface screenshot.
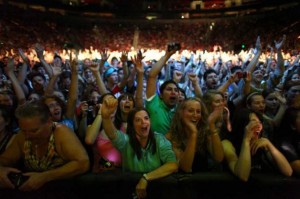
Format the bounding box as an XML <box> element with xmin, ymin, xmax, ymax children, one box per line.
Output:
<box><xmin>85</xmin><ymin>104</ymin><xmax>102</xmax><ymax>145</ymax></box>
<box><xmin>188</xmin><ymin>73</ymin><xmax>203</xmax><ymax>98</ymax></box>
<box><xmin>222</xmin><ymin>119</ymin><xmax>258</xmax><ymax>182</ymax></box>
<box><xmin>99</xmin><ymin>49</ymin><xmax>110</xmax><ymax>75</ymax></box>
<box><xmin>267</xmin><ymin>92</ymin><xmax>286</xmax><ymax>127</ymax></box>
<box><xmin>64</xmin><ymin>59</ymin><xmax>78</xmax><ymax>119</ymax></box>
<box><xmin>34</xmin><ymin>43</ymin><xmax>53</xmax><ymax>77</ymax></box>
<box><xmin>146</xmin><ymin>44</ymin><xmax>177</xmax><ymax>98</ymax></box>
<box><xmin>18</xmin><ymin>48</ymin><xmax>30</xmax><ymax>96</ymax></box>
<box><xmin>131</xmin><ymin>50</ymin><xmax>145</xmax><ymax>108</ymax></box>
<box><xmin>44</xmin><ymin>64</ymin><xmax>61</xmax><ymax>97</ymax></box>
<box><xmin>274</xmin><ymin>35</ymin><xmax>286</xmax><ymax>75</ymax></box>
<box><xmin>217</xmin><ymin>73</ymin><xmax>237</xmax><ymax>94</ymax></box>
<box><xmin>207</xmin><ymin>107</ymin><xmax>224</xmax><ymax>162</ymax></box>
<box><xmin>4</xmin><ymin>58</ymin><xmax>26</xmax><ymax>105</ymax></box>
<box><xmin>171</xmin><ymin>120</ymin><xmax>198</xmax><ymax>173</ymax></box>
<box><xmin>89</xmin><ymin>62</ymin><xmax>108</xmax><ymax>95</ymax></box>
<box><xmin>245</xmin><ymin>36</ymin><xmax>262</xmax><ymax>73</ymax></box>
<box><xmin>101</xmin><ymin>95</ymin><xmax>118</xmax><ymax>140</ymax></box>
<box><xmin>266</xmin><ymin>35</ymin><xmax>286</xmax><ymax>90</ymax></box>
<box><xmin>118</xmin><ymin>51</ymin><xmax>130</xmax><ymax>90</ymax></box>
<box><xmin>265</xmin><ymin>45</ymin><xmax>274</xmax><ymax>75</ymax></box>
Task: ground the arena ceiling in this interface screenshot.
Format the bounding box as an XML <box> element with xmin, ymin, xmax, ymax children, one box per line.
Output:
<box><xmin>1</xmin><ymin>0</ymin><xmax>299</xmax><ymax>20</ymax></box>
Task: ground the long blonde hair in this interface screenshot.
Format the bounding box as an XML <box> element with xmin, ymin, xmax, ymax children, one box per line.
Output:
<box><xmin>169</xmin><ymin>97</ymin><xmax>209</xmax><ymax>154</ymax></box>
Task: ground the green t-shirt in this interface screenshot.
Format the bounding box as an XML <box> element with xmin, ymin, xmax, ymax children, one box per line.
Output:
<box><xmin>145</xmin><ymin>95</ymin><xmax>176</xmax><ymax>135</ymax></box>
<box><xmin>112</xmin><ymin>130</ymin><xmax>177</xmax><ymax>173</ymax></box>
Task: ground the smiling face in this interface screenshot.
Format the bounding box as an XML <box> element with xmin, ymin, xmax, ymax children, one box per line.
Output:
<box><xmin>249</xmin><ymin>113</ymin><xmax>263</xmax><ymax>140</ymax></box>
<box><xmin>211</xmin><ymin>93</ymin><xmax>224</xmax><ymax>110</ymax></box>
<box><xmin>182</xmin><ymin>100</ymin><xmax>202</xmax><ymax>126</ymax></box>
<box><xmin>252</xmin><ymin>69</ymin><xmax>264</xmax><ymax>83</ymax></box>
<box><xmin>134</xmin><ymin>110</ymin><xmax>151</xmax><ymax>141</ymax></box>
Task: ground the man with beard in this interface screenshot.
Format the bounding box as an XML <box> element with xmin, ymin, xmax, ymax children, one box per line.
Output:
<box><xmin>145</xmin><ymin>44</ymin><xmax>179</xmax><ymax>135</ymax></box>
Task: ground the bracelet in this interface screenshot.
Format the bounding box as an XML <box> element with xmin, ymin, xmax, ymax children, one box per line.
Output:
<box><xmin>210</xmin><ymin>129</ymin><xmax>219</xmax><ymax>136</ymax></box>
<box><xmin>142</xmin><ymin>174</ymin><xmax>149</xmax><ymax>182</ymax></box>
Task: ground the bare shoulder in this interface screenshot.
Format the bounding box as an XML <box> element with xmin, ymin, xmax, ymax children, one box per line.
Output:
<box><xmin>53</xmin><ymin>123</ymin><xmax>78</xmax><ymax>141</ymax></box>
<box><xmin>13</xmin><ymin>131</ymin><xmax>26</xmax><ymax>145</ymax></box>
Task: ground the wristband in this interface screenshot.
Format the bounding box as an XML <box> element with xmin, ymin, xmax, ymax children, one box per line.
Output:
<box><xmin>142</xmin><ymin>173</ymin><xmax>149</xmax><ymax>182</ymax></box>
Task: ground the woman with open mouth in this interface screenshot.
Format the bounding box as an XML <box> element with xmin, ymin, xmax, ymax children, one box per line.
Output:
<box><xmin>100</xmin><ymin>94</ymin><xmax>178</xmax><ymax>199</ymax></box>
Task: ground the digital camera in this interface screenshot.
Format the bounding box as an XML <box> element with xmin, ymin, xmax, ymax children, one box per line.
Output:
<box><xmin>236</xmin><ymin>71</ymin><xmax>247</xmax><ymax>78</ymax></box>
<box><xmin>168</xmin><ymin>43</ymin><xmax>181</xmax><ymax>52</ymax></box>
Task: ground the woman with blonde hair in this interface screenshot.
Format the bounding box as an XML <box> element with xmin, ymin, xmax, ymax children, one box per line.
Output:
<box><xmin>166</xmin><ymin>97</ymin><xmax>224</xmax><ymax>173</ymax></box>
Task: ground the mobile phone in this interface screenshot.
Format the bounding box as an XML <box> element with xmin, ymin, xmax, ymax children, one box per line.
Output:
<box><xmin>168</xmin><ymin>43</ymin><xmax>181</xmax><ymax>52</ymax></box>
<box><xmin>236</xmin><ymin>71</ymin><xmax>247</xmax><ymax>78</ymax></box>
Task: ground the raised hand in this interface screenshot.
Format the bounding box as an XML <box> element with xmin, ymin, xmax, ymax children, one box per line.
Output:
<box><xmin>4</xmin><ymin>57</ymin><xmax>15</xmax><ymax>75</ymax></box>
<box><xmin>100</xmin><ymin>48</ymin><xmax>110</xmax><ymax>62</ymax></box>
<box><xmin>243</xmin><ymin>70</ymin><xmax>250</xmax><ymax>81</ymax></box>
<box><xmin>244</xmin><ymin>119</ymin><xmax>262</xmax><ymax>142</ymax></box>
<box><xmin>78</xmin><ymin>101</ymin><xmax>89</xmax><ymax>117</ymax></box>
<box><xmin>120</xmin><ymin>51</ymin><xmax>128</xmax><ymax>63</ymax></box>
<box><xmin>34</xmin><ymin>43</ymin><xmax>45</xmax><ymax>59</ymax></box>
<box><xmin>208</xmin><ymin>106</ymin><xmax>223</xmax><ymax>128</ymax></box>
<box><xmin>89</xmin><ymin>62</ymin><xmax>100</xmax><ymax>73</ymax></box>
<box><xmin>70</xmin><ymin>59</ymin><xmax>78</xmax><ymax>73</ymax></box>
<box><xmin>166</xmin><ymin>42</ymin><xmax>179</xmax><ymax>56</ymax></box>
<box><xmin>101</xmin><ymin>95</ymin><xmax>118</xmax><ymax>119</ymax></box>
<box><xmin>188</xmin><ymin>73</ymin><xmax>198</xmax><ymax>84</ymax></box>
<box><xmin>18</xmin><ymin>48</ymin><xmax>29</xmax><ymax>63</ymax></box>
<box><xmin>254</xmin><ymin>36</ymin><xmax>262</xmax><ymax>54</ymax></box>
<box><xmin>185</xmin><ymin>119</ymin><xmax>198</xmax><ymax>138</ymax></box>
<box><xmin>274</xmin><ymin>91</ymin><xmax>286</xmax><ymax>105</ymax></box>
<box><xmin>274</xmin><ymin>35</ymin><xmax>286</xmax><ymax>50</ymax></box>
<box><xmin>132</xmin><ymin>50</ymin><xmax>145</xmax><ymax>74</ymax></box>
<box><xmin>51</xmin><ymin>64</ymin><xmax>62</xmax><ymax>77</ymax></box>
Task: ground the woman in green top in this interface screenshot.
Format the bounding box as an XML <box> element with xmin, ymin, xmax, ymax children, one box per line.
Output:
<box><xmin>101</xmin><ymin>94</ymin><xmax>178</xmax><ymax>199</ymax></box>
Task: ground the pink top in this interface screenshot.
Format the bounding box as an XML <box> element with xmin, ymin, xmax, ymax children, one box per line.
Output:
<box><xmin>92</xmin><ymin>127</ymin><xmax>126</xmax><ymax>172</ymax></box>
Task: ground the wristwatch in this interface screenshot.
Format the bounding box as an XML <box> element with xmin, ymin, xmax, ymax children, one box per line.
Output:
<box><xmin>142</xmin><ymin>173</ymin><xmax>149</xmax><ymax>182</ymax></box>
